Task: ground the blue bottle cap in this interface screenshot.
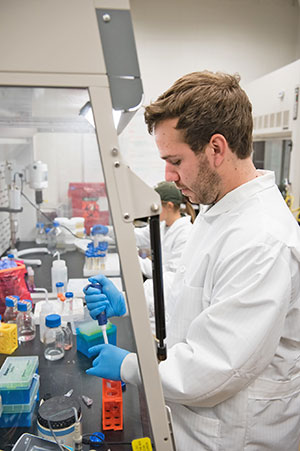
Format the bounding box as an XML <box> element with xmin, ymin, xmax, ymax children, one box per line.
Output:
<box><xmin>65</xmin><ymin>292</ymin><xmax>73</xmax><ymax>298</ymax></box>
<box><xmin>53</xmin><ymin>221</ymin><xmax>59</xmax><ymax>227</ymax></box>
<box><xmin>5</xmin><ymin>296</ymin><xmax>17</xmax><ymax>307</ymax></box>
<box><xmin>56</xmin><ymin>282</ymin><xmax>64</xmax><ymax>287</ymax></box>
<box><xmin>45</xmin><ymin>228</ymin><xmax>51</xmax><ymax>234</ymax></box>
<box><xmin>90</xmin><ymin>432</ymin><xmax>105</xmax><ymax>445</ymax></box>
<box><xmin>17</xmin><ymin>300</ymin><xmax>31</xmax><ymax>312</ymax></box>
<box><xmin>91</xmin><ymin>225</ymin><xmax>100</xmax><ymax>235</ymax></box>
<box><xmin>7</xmin><ymin>253</ymin><xmax>14</xmax><ymax>258</ymax></box>
<box><xmin>45</xmin><ymin>314</ymin><xmax>61</xmax><ymax>328</ymax></box>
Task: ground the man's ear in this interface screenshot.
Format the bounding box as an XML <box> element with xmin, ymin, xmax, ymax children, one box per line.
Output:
<box><xmin>208</xmin><ymin>134</ymin><xmax>227</xmax><ymax>168</ymax></box>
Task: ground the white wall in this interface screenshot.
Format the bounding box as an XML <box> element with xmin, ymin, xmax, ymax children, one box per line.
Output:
<box><xmin>119</xmin><ymin>0</ymin><xmax>300</xmax><ymax>189</ymax></box>
<box><xmin>245</xmin><ymin>59</ymin><xmax>300</xmax><ymax>204</ymax></box>
<box><xmin>130</xmin><ymin>0</ymin><xmax>300</xmax><ymax>103</ymax></box>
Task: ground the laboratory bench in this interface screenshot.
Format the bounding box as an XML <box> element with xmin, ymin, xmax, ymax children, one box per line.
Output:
<box><xmin>0</xmin><ymin>243</ymin><xmax>152</xmax><ymax>450</ymax></box>
<box><xmin>15</xmin><ymin>241</ymin><xmax>113</xmax><ymax>293</ymax></box>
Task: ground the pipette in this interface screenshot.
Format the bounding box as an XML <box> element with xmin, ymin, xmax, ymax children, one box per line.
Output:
<box><xmin>85</xmin><ymin>283</ymin><xmax>108</xmax><ymax>344</ymax></box>
<box><xmin>97</xmin><ymin>310</ymin><xmax>108</xmax><ymax>344</ymax></box>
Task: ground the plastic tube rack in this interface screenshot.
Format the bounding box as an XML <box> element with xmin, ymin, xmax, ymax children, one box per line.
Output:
<box><xmin>102</xmin><ymin>379</ymin><xmax>123</xmax><ymax>431</ymax></box>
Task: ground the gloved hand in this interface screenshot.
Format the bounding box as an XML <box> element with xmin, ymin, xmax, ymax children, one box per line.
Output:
<box><xmin>86</xmin><ymin>344</ymin><xmax>130</xmax><ymax>380</ymax></box>
<box><xmin>84</xmin><ymin>290</ymin><xmax>109</xmax><ymax>321</ymax></box>
<box><xmin>83</xmin><ymin>274</ymin><xmax>126</xmax><ymax>318</ymax></box>
<box><xmin>92</xmin><ymin>224</ymin><xmax>109</xmax><ymax>235</ymax></box>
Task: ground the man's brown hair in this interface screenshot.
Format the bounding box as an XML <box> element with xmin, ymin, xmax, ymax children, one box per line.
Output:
<box><xmin>144</xmin><ymin>71</ymin><xmax>253</xmax><ymax>159</ymax></box>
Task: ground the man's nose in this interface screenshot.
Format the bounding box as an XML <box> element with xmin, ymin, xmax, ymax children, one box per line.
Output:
<box><xmin>165</xmin><ymin>163</ymin><xmax>179</xmax><ymax>182</ymax></box>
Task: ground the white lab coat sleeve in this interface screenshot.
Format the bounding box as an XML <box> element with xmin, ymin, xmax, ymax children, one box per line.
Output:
<box><xmin>163</xmin><ymin>221</ymin><xmax>191</xmax><ymax>273</ymax></box>
<box><xmin>134</xmin><ymin>225</ymin><xmax>150</xmax><ymax>249</ymax></box>
<box><xmin>138</xmin><ymin>255</ymin><xmax>152</xmax><ymax>278</ymax></box>
<box><xmin>159</xmin><ymin>241</ymin><xmax>293</xmax><ymax>407</ymax></box>
<box><xmin>143</xmin><ymin>271</ymin><xmax>175</xmax><ymax>323</ymax></box>
<box><xmin>121</xmin><ymin>352</ymin><xmax>141</xmax><ymax>386</ymax></box>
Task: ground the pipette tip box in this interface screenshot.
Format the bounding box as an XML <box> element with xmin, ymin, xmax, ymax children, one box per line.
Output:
<box><xmin>0</xmin><ymin>355</ymin><xmax>39</xmax><ymax>404</ymax></box>
<box><xmin>0</xmin><ymin>399</ymin><xmax>37</xmax><ymax>427</ymax></box>
<box><xmin>0</xmin><ymin>357</ymin><xmax>39</xmax><ymax>428</ymax></box>
<box><xmin>76</xmin><ymin>320</ymin><xmax>116</xmax><ymax>357</ymax></box>
<box><xmin>0</xmin><ymin>374</ymin><xmax>39</xmax><ymax>427</ymax></box>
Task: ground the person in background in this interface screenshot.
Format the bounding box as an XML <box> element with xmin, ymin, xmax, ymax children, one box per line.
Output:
<box><xmin>136</xmin><ymin>181</ymin><xmax>195</xmax><ymax>329</ymax></box>
<box><xmin>135</xmin><ymin>180</ymin><xmax>195</xmax><ymax>278</ymax></box>
<box><xmin>84</xmin><ymin>71</ymin><xmax>300</xmax><ymax>450</ymax></box>
<box><xmin>94</xmin><ymin>181</ymin><xmax>195</xmax><ymax>278</ymax></box>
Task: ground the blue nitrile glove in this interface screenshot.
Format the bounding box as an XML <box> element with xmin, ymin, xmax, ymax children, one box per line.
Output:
<box><xmin>86</xmin><ymin>344</ymin><xmax>130</xmax><ymax>380</ymax></box>
<box><xmin>83</xmin><ymin>274</ymin><xmax>126</xmax><ymax>318</ymax></box>
<box><xmin>84</xmin><ymin>289</ymin><xmax>110</xmax><ymax>321</ymax></box>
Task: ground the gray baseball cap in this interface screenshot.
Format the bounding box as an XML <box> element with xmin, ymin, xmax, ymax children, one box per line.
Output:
<box><xmin>154</xmin><ymin>181</ymin><xmax>183</xmax><ymax>205</ymax></box>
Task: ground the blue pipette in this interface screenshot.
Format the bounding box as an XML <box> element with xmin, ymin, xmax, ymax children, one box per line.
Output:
<box><xmin>85</xmin><ymin>283</ymin><xmax>108</xmax><ymax>344</ymax></box>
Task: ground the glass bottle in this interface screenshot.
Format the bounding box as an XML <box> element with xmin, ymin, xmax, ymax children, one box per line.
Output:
<box><xmin>47</xmin><ymin>221</ymin><xmax>61</xmax><ymax>254</ymax></box>
<box><xmin>7</xmin><ymin>253</ymin><xmax>17</xmax><ymax>268</ymax></box>
<box><xmin>3</xmin><ymin>295</ymin><xmax>19</xmax><ymax>323</ymax></box>
<box><xmin>44</xmin><ymin>314</ymin><xmax>65</xmax><ymax>361</ymax></box>
<box><xmin>45</xmin><ymin>227</ymin><xmax>51</xmax><ymax>249</ymax></box>
<box><xmin>35</xmin><ymin>222</ymin><xmax>46</xmax><ymax>244</ymax></box>
<box><xmin>16</xmin><ymin>300</ymin><xmax>36</xmax><ymax>342</ymax></box>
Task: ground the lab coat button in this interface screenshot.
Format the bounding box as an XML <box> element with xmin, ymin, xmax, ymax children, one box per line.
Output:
<box><xmin>179</xmin><ymin>265</ymin><xmax>186</xmax><ymax>273</ymax></box>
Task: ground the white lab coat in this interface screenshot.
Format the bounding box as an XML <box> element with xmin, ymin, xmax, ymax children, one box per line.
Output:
<box><xmin>135</xmin><ymin>216</ymin><xmax>192</xmax><ymax>278</ymax></box>
<box><xmin>143</xmin><ymin>270</ymin><xmax>176</xmax><ymax>332</ymax></box>
<box><xmin>122</xmin><ymin>171</ymin><xmax>300</xmax><ymax>451</ymax></box>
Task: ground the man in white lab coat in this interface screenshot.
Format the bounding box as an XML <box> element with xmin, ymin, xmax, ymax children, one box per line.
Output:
<box><xmin>84</xmin><ymin>71</ymin><xmax>300</xmax><ymax>450</ymax></box>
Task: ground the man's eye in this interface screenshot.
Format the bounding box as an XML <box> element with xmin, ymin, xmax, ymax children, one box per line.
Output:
<box><xmin>171</xmin><ymin>160</ymin><xmax>181</xmax><ymax>166</ymax></box>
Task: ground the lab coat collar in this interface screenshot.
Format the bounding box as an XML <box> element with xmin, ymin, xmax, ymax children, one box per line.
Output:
<box><xmin>202</xmin><ymin>170</ymin><xmax>275</xmax><ymax>217</ymax></box>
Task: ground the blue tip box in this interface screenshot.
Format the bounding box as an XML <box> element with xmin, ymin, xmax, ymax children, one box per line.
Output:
<box><xmin>0</xmin><ymin>374</ymin><xmax>40</xmax><ymax>428</ymax></box>
<box><xmin>0</xmin><ymin>355</ymin><xmax>39</xmax><ymax>405</ymax></box>
<box><xmin>76</xmin><ymin>320</ymin><xmax>117</xmax><ymax>357</ymax></box>
<box><xmin>0</xmin><ymin>399</ymin><xmax>37</xmax><ymax>428</ymax></box>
